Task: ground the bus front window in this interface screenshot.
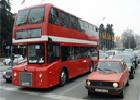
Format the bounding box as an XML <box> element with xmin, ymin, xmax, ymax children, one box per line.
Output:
<box><xmin>28</xmin><ymin>8</ymin><xmax>44</xmax><ymax>24</ymax></box>
<box><xmin>28</xmin><ymin>44</ymin><xmax>44</xmax><ymax>64</ymax></box>
<box><xmin>16</xmin><ymin>10</ymin><xmax>29</xmax><ymax>26</ymax></box>
<box><xmin>16</xmin><ymin>7</ymin><xmax>44</xmax><ymax>26</ymax></box>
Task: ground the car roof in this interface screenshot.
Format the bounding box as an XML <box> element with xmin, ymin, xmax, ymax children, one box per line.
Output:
<box><xmin>99</xmin><ymin>59</ymin><xmax>123</xmax><ymax>62</ymax></box>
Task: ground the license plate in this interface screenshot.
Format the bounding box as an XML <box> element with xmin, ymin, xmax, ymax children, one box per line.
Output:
<box><xmin>95</xmin><ymin>88</ymin><xmax>108</xmax><ymax>93</ymax></box>
<box><xmin>21</xmin><ymin>82</ymin><xmax>30</xmax><ymax>86</ymax></box>
<box><xmin>5</xmin><ymin>75</ymin><xmax>10</xmax><ymax>78</ymax></box>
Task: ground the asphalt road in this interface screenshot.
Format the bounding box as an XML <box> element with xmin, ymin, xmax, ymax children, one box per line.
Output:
<box><xmin>0</xmin><ymin>64</ymin><xmax>140</xmax><ymax>100</ymax></box>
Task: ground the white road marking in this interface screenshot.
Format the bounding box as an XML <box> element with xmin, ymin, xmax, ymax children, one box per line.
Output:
<box><xmin>60</xmin><ymin>81</ymin><xmax>84</xmax><ymax>95</ymax></box>
<box><xmin>0</xmin><ymin>97</ymin><xmax>6</xmax><ymax>100</ymax></box>
<box><xmin>0</xmin><ymin>85</ymin><xmax>84</xmax><ymax>100</ymax></box>
<box><xmin>0</xmin><ymin>86</ymin><xmax>18</xmax><ymax>91</ymax></box>
<box><xmin>0</xmin><ymin>79</ymin><xmax>5</xmax><ymax>82</ymax></box>
<box><xmin>42</xmin><ymin>94</ymin><xmax>84</xmax><ymax>100</ymax></box>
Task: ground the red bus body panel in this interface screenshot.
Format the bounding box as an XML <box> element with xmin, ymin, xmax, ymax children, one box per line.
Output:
<box><xmin>12</xmin><ymin>3</ymin><xmax>99</xmax><ymax>88</ymax></box>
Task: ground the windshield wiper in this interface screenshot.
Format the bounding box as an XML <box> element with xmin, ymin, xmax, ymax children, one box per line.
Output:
<box><xmin>96</xmin><ymin>68</ymin><xmax>104</xmax><ymax>71</ymax></box>
<box><xmin>102</xmin><ymin>68</ymin><xmax>117</xmax><ymax>73</ymax></box>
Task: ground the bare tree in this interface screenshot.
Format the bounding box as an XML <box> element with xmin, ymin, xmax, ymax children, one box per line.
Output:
<box><xmin>135</xmin><ymin>34</ymin><xmax>140</xmax><ymax>49</ymax></box>
<box><xmin>121</xmin><ymin>29</ymin><xmax>136</xmax><ymax>49</ymax></box>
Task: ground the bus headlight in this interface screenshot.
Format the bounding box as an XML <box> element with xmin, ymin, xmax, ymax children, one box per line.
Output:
<box><xmin>86</xmin><ymin>80</ymin><xmax>91</xmax><ymax>86</ymax></box>
<box><xmin>14</xmin><ymin>72</ymin><xmax>17</xmax><ymax>77</ymax></box>
<box><xmin>113</xmin><ymin>82</ymin><xmax>119</xmax><ymax>88</ymax></box>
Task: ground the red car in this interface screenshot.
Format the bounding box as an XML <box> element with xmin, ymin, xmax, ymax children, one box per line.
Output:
<box><xmin>85</xmin><ymin>59</ymin><xmax>129</xmax><ymax>98</ymax></box>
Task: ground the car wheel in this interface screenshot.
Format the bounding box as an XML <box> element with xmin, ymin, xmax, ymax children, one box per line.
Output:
<box><xmin>89</xmin><ymin>63</ymin><xmax>94</xmax><ymax>73</ymax></box>
<box><xmin>9</xmin><ymin>62</ymin><xmax>12</xmax><ymax>65</ymax></box>
<box><xmin>60</xmin><ymin>69</ymin><xmax>67</xmax><ymax>86</ymax></box>
<box><xmin>130</xmin><ymin>69</ymin><xmax>134</xmax><ymax>79</ymax></box>
<box><xmin>88</xmin><ymin>90</ymin><xmax>93</xmax><ymax>96</ymax></box>
<box><xmin>3</xmin><ymin>62</ymin><xmax>6</xmax><ymax>65</ymax></box>
<box><xmin>119</xmin><ymin>88</ymin><xmax>125</xmax><ymax>98</ymax></box>
<box><xmin>126</xmin><ymin>79</ymin><xmax>129</xmax><ymax>86</ymax></box>
<box><xmin>6</xmin><ymin>79</ymin><xmax>11</xmax><ymax>83</ymax></box>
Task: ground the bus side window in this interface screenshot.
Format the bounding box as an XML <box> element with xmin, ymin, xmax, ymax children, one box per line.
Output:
<box><xmin>69</xmin><ymin>47</ymin><xmax>75</xmax><ymax>60</ymax></box>
<box><xmin>90</xmin><ymin>48</ymin><xmax>97</xmax><ymax>57</ymax></box>
<box><xmin>53</xmin><ymin>45</ymin><xmax>60</xmax><ymax>60</ymax></box>
<box><xmin>74</xmin><ymin>47</ymin><xmax>80</xmax><ymax>59</ymax></box>
<box><xmin>49</xmin><ymin>8</ymin><xmax>55</xmax><ymax>24</ymax></box>
<box><xmin>70</xmin><ymin>16</ymin><xmax>78</xmax><ymax>30</ymax></box>
<box><xmin>48</xmin><ymin>44</ymin><xmax>60</xmax><ymax>63</ymax></box>
<box><xmin>79</xmin><ymin>20</ymin><xmax>86</xmax><ymax>33</ymax></box>
<box><xmin>61</xmin><ymin>46</ymin><xmax>69</xmax><ymax>61</ymax></box>
<box><xmin>49</xmin><ymin>8</ymin><xmax>60</xmax><ymax>25</ymax></box>
<box><xmin>60</xmin><ymin>11</ymin><xmax>70</xmax><ymax>28</ymax></box>
<box><xmin>80</xmin><ymin>47</ymin><xmax>87</xmax><ymax>58</ymax></box>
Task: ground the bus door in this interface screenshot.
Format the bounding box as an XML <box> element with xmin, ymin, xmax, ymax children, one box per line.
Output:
<box><xmin>79</xmin><ymin>47</ymin><xmax>90</xmax><ymax>73</ymax></box>
<box><xmin>73</xmin><ymin>47</ymin><xmax>84</xmax><ymax>75</ymax></box>
<box><xmin>61</xmin><ymin>46</ymin><xmax>79</xmax><ymax>78</ymax></box>
<box><xmin>47</xmin><ymin>40</ymin><xmax>62</xmax><ymax>86</ymax></box>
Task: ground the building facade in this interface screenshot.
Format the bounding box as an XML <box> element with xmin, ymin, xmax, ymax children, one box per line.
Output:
<box><xmin>99</xmin><ymin>32</ymin><xmax>114</xmax><ymax>50</ymax></box>
<box><xmin>99</xmin><ymin>24</ymin><xmax>115</xmax><ymax>50</ymax></box>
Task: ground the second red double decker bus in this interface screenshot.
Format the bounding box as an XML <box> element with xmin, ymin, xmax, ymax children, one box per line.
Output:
<box><xmin>12</xmin><ymin>3</ymin><xmax>99</xmax><ymax>88</ymax></box>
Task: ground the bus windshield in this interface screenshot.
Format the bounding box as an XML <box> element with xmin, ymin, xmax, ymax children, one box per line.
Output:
<box><xmin>16</xmin><ymin>7</ymin><xmax>44</xmax><ymax>26</ymax></box>
<box><xmin>28</xmin><ymin>44</ymin><xmax>44</xmax><ymax>64</ymax></box>
<box><xmin>16</xmin><ymin>9</ymin><xmax>29</xmax><ymax>26</ymax></box>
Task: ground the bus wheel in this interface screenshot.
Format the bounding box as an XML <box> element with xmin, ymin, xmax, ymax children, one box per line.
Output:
<box><xmin>89</xmin><ymin>63</ymin><xmax>94</xmax><ymax>73</ymax></box>
<box><xmin>60</xmin><ymin>69</ymin><xmax>67</xmax><ymax>86</ymax></box>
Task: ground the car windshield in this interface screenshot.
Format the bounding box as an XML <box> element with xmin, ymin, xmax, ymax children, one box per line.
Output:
<box><xmin>16</xmin><ymin>7</ymin><xmax>44</xmax><ymax>26</ymax></box>
<box><xmin>96</xmin><ymin>61</ymin><xmax>122</xmax><ymax>73</ymax></box>
<box><xmin>28</xmin><ymin>44</ymin><xmax>44</xmax><ymax>64</ymax></box>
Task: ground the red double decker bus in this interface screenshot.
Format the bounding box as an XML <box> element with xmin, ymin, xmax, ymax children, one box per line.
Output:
<box><xmin>12</xmin><ymin>3</ymin><xmax>99</xmax><ymax>88</ymax></box>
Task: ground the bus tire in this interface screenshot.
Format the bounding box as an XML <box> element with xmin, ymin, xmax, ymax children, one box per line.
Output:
<box><xmin>89</xmin><ymin>63</ymin><xmax>94</xmax><ymax>73</ymax></box>
<box><xmin>6</xmin><ymin>79</ymin><xmax>11</xmax><ymax>83</ymax></box>
<box><xmin>88</xmin><ymin>90</ymin><xmax>93</xmax><ymax>96</ymax></box>
<box><xmin>60</xmin><ymin>69</ymin><xmax>67</xmax><ymax>86</ymax></box>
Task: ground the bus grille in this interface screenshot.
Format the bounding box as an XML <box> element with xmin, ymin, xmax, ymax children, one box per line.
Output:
<box><xmin>20</xmin><ymin>72</ymin><xmax>32</xmax><ymax>86</ymax></box>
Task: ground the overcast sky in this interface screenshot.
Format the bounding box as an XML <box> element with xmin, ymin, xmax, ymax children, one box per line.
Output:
<box><xmin>10</xmin><ymin>0</ymin><xmax>140</xmax><ymax>36</ymax></box>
